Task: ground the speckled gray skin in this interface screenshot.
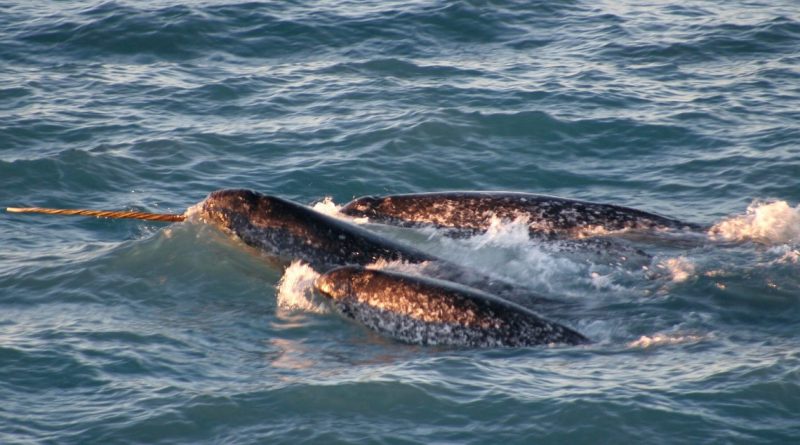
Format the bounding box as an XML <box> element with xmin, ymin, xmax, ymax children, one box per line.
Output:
<box><xmin>315</xmin><ymin>266</ymin><xmax>589</xmax><ymax>347</ymax></box>
<box><xmin>197</xmin><ymin>189</ymin><xmax>555</xmax><ymax>305</ymax></box>
<box><xmin>198</xmin><ymin>189</ymin><xmax>433</xmax><ymax>270</ymax></box>
<box><xmin>341</xmin><ymin>191</ymin><xmax>703</xmax><ymax>238</ymax></box>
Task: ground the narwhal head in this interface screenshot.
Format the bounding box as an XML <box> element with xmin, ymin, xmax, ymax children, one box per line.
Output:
<box><xmin>313</xmin><ymin>266</ymin><xmax>358</xmax><ymax>301</ymax></box>
<box><xmin>340</xmin><ymin>195</ymin><xmax>385</xmax><ymax>219</ymax></box>
<box><xmin>196</xmin><ymin>189</ymin><xmax>283</xmax><ymax>233</ymax></box>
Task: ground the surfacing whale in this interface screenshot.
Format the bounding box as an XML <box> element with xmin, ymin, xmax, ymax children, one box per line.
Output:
<box><xmin>195</xmin><ymin>189</ymin><xmax>555</xmax><ymax>305</ymax></box>
<box><xmin>341</xmin><ymin>191</ymin><xmax>703</xmax><ymax>238</ymax></box>
<box><xmin>315</xmin><ymin>266</ymin><xmax>588</xmax><ymax>347</ymax></box>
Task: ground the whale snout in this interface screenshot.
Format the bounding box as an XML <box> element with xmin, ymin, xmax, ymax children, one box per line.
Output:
<box><xmin>313</xmin><ymin>274</ymin><xmax>336</xmax><ymax>297</ymax></box>
<box><xmin>314</xmin><ymin>266</ymin><xmax>357</xmax><ymax>300</ymax></box>
<box><xmin>198</xmin><ymin>189</ymin><xmax>276</xmax><ymax>231</ymax></box>
<box><xmin>205</xmin><ymin>189</ymin><xmax>260</xmax><ymax>211</ymax></box>
<box><xmin>341</xmin><ymin>196</ymin><xmax>382</xmax><ymax>217</ymax></box>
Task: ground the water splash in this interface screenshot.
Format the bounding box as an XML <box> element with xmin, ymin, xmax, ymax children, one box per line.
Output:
<box><xmin>276</xmin><ymin>261</ymin><xmax>329</xmax><ymax>314</ymax></box>
<box><xmin>183</xmin><ymin>200</ymin><xmax>206</xmax><ymax>222</ymax></box>
<box><xmin>310</xmin><ymin>196</ymin><xmax>341</xmax><ymax>217</ymax></box>
<box><xmin>589</xmin><ymin>271</ymin><xmax>626</xmax><ymax>291</ymax></box>
<box><xmin>365</xmin><ymin>258</ymin><xmax>431</xmax><ymax>275</ymax></box>
<box><xmin>656</xmin><ymin>257</ymin><xmax>696</xmax><ymax>283</ymax></box>
<box><xmin>413</xmin><ymin>217</ymin><xmax>628</xmax><ymax>299</ymax></box>
<box><xmin>770</xmin><ymin>246</ymin><xmax>800</xmax><ymax>264</ymax></box>
<box><xmin>709</xmin><ymin>200</ymin><xmax>800</xmax><ymax>245</ymax></box>
<box><xmin>314</xmin><ymin>196</ymin><xmax>369</xmax><ymax>224</ymax></box>
<box><xmin>473</xmin><ymin>215</ymin><xmax>532</xmax><ymax>248</ymax></box>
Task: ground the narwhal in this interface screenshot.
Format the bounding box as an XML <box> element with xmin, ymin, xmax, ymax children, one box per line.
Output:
<box><xmin>315</xmin><ymin>266</ymin><xmax>588</xmax><ymax>347</ymax></box>
<box><xmin>341</xmin><ymin>191</ymin><xmax>703</xmax><ymax>238</ymax></box>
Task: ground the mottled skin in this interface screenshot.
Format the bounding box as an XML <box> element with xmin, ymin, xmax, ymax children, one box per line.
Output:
<box><xmin>315</xmin><ymin>266</ymin><xmax>589</xmax><ymax>347</ymax></box>
<box><xmin>197</xmin><ymin>189</ymin><xmax>554</xmax><ymax>305</ymax></box>
<box><xmin>198</xmin><ymin>189</ymin><xmax>433</xmax><ymax>270</ymax></box>
<box><xmin>341</xmin><ymin>192</ymin><xmax>703</xmax><ymax>238</ymax></box>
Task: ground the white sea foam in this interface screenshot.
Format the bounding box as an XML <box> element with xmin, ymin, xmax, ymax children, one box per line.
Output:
<box><xmin>276</xmin><ymin>261</ymin><xmax>329</xmax><ymax>314</ymax></box>
<box><xmin>310</xmin><ymin>196</ymin><xmax>341</xmax><ymax>217</ymax></box>
<box><xmin>182</xmin><ymin>200</ymin><xmax>205</xmax><ymax>222</ymax></box>
<box><xmin>422</xmin><ymin>218</ymin><xmax>601</xmax><ymax>297</ymax></box>
<box><xmin>628</xmin><ymin>333</ymin><xmax>706</xmax><ymax>348</ymax></box>
<box><xmin>589</xmin><ymin>271</ymin><xmax>626</xmax><ymax>291</ymax></box>
<box><xmin>313</xmin><ymin>196</ymin><xmax>370</xmax><ymax>224</ymax></box>
<box><xmin>473</xmin><ymin>215</ymin><xmax>532</xmax><ymax>248</ymax></box>
<box><xmin>365</xmin><ymin>258</ymin><xmax>430</xmax><ymax>275</ymax></box>
<box><xmin>771</xmin><ymin>246</ymin><xmax>800</xmax><ymax>264</ymax></box>
<box><xmin>656</xmin><ymin>256</ymin><xmax>696</xmax><ymax>283</ymax></box>
<box><xmin>709</xmin><ymin>200</ymin><xmax>800</xmax><ymax>245</ymax></box>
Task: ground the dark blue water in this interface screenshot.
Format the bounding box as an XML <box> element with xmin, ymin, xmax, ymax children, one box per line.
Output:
<box><xmin>2</xmin><ymin>1</ymin><xmax>799</xmax><ymax>443</ymax></box>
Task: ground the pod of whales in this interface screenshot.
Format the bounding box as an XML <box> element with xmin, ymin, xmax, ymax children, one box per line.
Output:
<box><xmin>315</xmin><ymin>266</ymin><xmax>588</xmax><ymax>347</ymax></box>
<box><xmin>12</xmin><ymin>189</ymin><xmax>708</xmax><ymax>348</ymax></box>
<box><xmin>342</xmin><ymin>191</ymin><xmax>703</xmax><ymax>238</ymax></box>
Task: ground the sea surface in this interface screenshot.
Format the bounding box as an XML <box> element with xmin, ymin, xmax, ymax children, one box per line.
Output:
<box><xmin>2</xmin><ymin>1</ymin><xmax>799</xmax><ymax>443</ymax></box>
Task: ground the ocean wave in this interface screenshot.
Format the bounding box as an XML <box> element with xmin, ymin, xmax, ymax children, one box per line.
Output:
<box><xmin>2</xmin><ymin>0</ymin><xmax>800</xmax><ymax>442</ymax></box>
<box><xmin>7</xmin><ymin>1</ymin><xmax>535</xmax><ymax>61</ymax></box>
<box><xmin>600</xmin><ymin>15</ymin><xmax>800</xmax><ymax>63</ymax></box>
<box><xmin>323</xmin><ymin>58</ymin><xmax>487</xmax><ymax>79</ymax></box>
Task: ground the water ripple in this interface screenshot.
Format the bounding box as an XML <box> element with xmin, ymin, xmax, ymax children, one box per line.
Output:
<box><xmin>2</xmin><ymin>0</ymin><xmax>800</xmax><ymax>443</ymax></box>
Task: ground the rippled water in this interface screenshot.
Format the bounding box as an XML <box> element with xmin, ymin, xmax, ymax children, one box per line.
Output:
<box><xmin>2</xmin><ymin>1</ymin><xmax>799</xmax><ymax>443</ymax></box>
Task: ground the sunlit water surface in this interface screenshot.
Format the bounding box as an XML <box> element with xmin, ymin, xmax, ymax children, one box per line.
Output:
<box><xmin>1</xmin><ymin>1</ymin><xmax>799</xmax><ymax>443</ymax></box>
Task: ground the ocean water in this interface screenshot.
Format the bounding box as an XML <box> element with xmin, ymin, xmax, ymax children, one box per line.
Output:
<box><xmin>1</xmin><ymin>0</ymin><xmax>799</xmax><ymax>443</ymax></box>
